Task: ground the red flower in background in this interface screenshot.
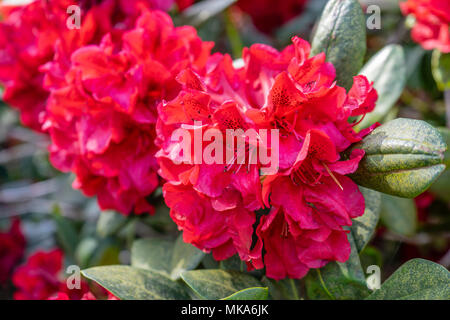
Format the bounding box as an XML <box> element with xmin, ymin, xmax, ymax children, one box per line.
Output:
<box><xmin>12</xmin><ymin>249</ymin><xmax>91</xmax><ymax>300</ymax></box>
<box><xmin>157</xmin><ymin>36</ymin><xmax>378</xmax><ymax>279</ymax></box>
<box><xmin>0</xmin><ymin>219</ymin><xmax>26</xmax><ymax>285</ymax></box>
<box><xmin>44</xmin><ymin>9</ymin><xmax>214</xmax><ymax>215</ymax></box>
<box><xmin>176</xmin><ymin>0</ymin><xmax>194</xmax><ymax>12</ymax></box>
<box><xmin>0</xmin><ymin>0</ymin><xmax>179</xmax><ymax>132</ymax></box>
<box><xmin>236</xmin><ymin>0</ymin><xmax>309</xmax><ymax>34</ymax></box>
<box><xmin>401</xmin><ymin>0</ymin><xmax>450</xmax><ymax>53</ymax></box>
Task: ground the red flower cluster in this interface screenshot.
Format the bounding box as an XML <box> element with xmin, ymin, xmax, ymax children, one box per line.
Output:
<box><xmin>401</xmin><ymin>0</ymin><xmax>450</xmax><ymax>53</ymax></box>
<box><xmin>1</xmin><ymin>1</ymin><xmax>378</xmax><ymax>280</ymax></box>
<box><xmin>12</xmin><ymin>249</ymin><xmax>90</xmax><ymax>300</ymax></box>
<box><xmin>12</xmin><ymin>248</ymin><xmax>117</xmax><ymax>300</ymax></box>
<box><xmin>157</xmin><ymin>37</ymin><xmax>378</xmax><ymax>279</ymax></box>
<box><xmin>0</xmin><ymin>219</ymin><xmax>26</xmax><ymax>285</ymax></box>
<box><xmin>236</xmin><ymin>0</ymin><xmax>309</xmax><ymax>34</ymax></box>
<box><xmin>0</xmin><ymin>0</ymin><xmax>179</xmax><ymax>132</ymax></box>
<box><xmin>44</xmin><ymin>9</ymin><xmax>213</xmax><ymax>214</ymax></box>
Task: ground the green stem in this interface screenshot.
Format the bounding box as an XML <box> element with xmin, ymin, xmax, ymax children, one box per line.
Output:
<box><xmin>289</xmin><ymin>279</ymin><xmax>300</xmax><ymax>300</ymax></box>
<box><xmin>316</xmin><ymin>269</ymin><xmax>335</xmax><ymax>300</ymax></box>
<box><xmin>224</xmin><ymin>8</ymin><xmax>243</xmax><ymax>59</ymax></box>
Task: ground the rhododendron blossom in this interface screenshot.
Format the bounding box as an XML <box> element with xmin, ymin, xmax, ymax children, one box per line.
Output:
<box><xmin>44</xmin><ymin>9</ymin><xmax>214</xmax><ymax>214</ymax></box>
<box><xmin>12</xmin><ymin>249</ymin><xmax>89</xmax><ymax>300</ymax></box>
<box><xmin>400</xmin><ymin>0</ymin><xmax>450</xmax><ymax>53</ymax></box>
<box><xmin>0</xmin><ymin>0</ymin><xmax>180</xmax><ymax>132</ymax></box>
<box><xmin>157</xmin><ymin>36</ymin><xmax>378</xmax><ymax>279</ymax></box>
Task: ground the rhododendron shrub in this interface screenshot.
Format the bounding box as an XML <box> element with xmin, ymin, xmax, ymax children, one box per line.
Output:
<box><xmin>157</xmin><ymin>36</ymin><xmax>378</xmax><ymax>279</ymax></box>
<box><xmin>1</xmin><ymin>0</ymin><xmax>449</xmax><ymax>302</ymax></box>
<box><xmin>400</xmin><ymin>0</ymin><xmax>450</xmax><ymax>53</ymax></box>
<box><xmin>43</xmin><ymin>9</ymin><xmax>213</xmax><ymax>215</ymax></box>
<box><xmin>0</xmin><ymin>0</ymin><xmax>180</xmax><ymax>132</ymax></box>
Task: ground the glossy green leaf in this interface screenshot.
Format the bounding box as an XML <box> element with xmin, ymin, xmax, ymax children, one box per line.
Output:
<box><xmin>436</xmin><ymin>127</ymin><xmax>450</xmax><ymax>167</ymax></box>
<box><xmin>171</xmin><ymin>236</ymin><xmax>206</xmax><ymax>280</ymax></box>
<box><xmin>181</xmin><ymin>269</ymin><xmax>262</xmax><ymax>300</ymax></box>
<box><xmin>348</xmin><ymin>118</ymin><xmax>447</xmax><ymax>198</ymax></box>
<box><xmin>355</xmin><ymin>45</ymin><xmax>407</xmax><ymax>130</ymax></box>
<box><xmin>429</xmin><ymin>127</ymin><xmax>450</xmax><ymax>201</ymax></box>
<box><xmin>367</xmin><ymin>259</ymin><xmax>450</xmax><ymax>300</ymax></box>
<box><xmin>432</xmin><ymin>50</ymin><xmax>450</xmax><ymax>90</ymax></box>
<box><xmin>380</xmin><ymin>194</ymin><xmax>417</xmax><ymax>236</ymax></box>
<box><xmin>351</xmin><ymin>187</ymin><xmax>381</xmax><ymax>252</ymax></box>
<box><xmin>306</xmin><ymin>233</ymin><xmax>369</xmax><ymax>300</ymax></box>
<box><xmin>131</xmin><ymin>235</ymin><xmax>204</xmax><ymax>280</ymax></box>
<box><xmin>96</xmin><ymin>210</ymin><xmax>127</xmax><ymax>238</ymax></box>
<box><xmin>311</xmin><ymin>0</ymin><xmax>366</xmax><ymax>90</ymax></box>
<box><xmin>82</xmin><ymin>265</ymin><xmax>190</xmax><ymax>300</ymax></box>
<box><xmin>222</xmin><ymin>287</ymin><xmax>269</xmax><ymax>300</ymax></box>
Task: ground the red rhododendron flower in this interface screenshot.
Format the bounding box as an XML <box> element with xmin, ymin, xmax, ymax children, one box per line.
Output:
<box><xmin>44</xmin><ymin>9</ymin><xmax>214</xmax><ymax>215</ymax></box>
<box><xmin>0</xmin><ymin>0</ymin><xmax>179</xmax><ymax>132</ymax></box>
<box><xmin>12</xmin><ymin>249</ymin><xmax>90</xmax><ymax>300</ymax></box>
<box><xmin>157</xmin><ymin>36</ymin><xmax>378</xmax><ymax>279</ymax></box>
<box><xmin>401</xmin><ymin>0</ymin><xmax>450</xmax><ymax>53</ymax></box>
<box><xmin>414</xmin><ymin>191</ymin><xmax>435</xmax><ymax>222</ymax></box>
<box><xmin>176</xmin><ymin>0</ymin><xmax>194</xmax><ymax>12</ymax></box>
<box><xmin>0</xmin><ymin>218</ymin><xmax>26</xmax><ymax>285</ymax></box>
<box><xmin>236</xmin><ymin>0</ymin><xmax>309</xmax><ymax>34</ymax></box>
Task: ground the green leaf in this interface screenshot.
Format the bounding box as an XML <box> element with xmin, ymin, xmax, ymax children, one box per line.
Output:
<box><xmin>131</xmin><ymin>238</ymin><xmax>172</xmax><ymax>275</ymax></box>
<box><xmin>311</xmin><ymin>0</ymin><xmax>366</xmax><ymax>90</ymax></box>
<box><xmin>436</xmin><ymin>127</ymin><xmax>450</xmax><ymax>167</ymax></box>
<box><xmin>171</xmin><ymin>236</ymin><xmax>206</xmax><ymax>280</ymax></box>
<box><xmin>432</xmin><ymin>50</ymin><xmax>450</xmax><ymax>91</ymax></box>
<box><xmin>367</xmin><ymin>259</ymin><xmax>450</xmax><ymax>300</ymax></box>
<box><xmin>177</xmin><ymin>0</ymin><xmax>237</xmax><ymax>27</ymax></box>
<box><xmin>430</xmin><ymin>169</ymin><xmax>450</xmax><ymax>202</ymax></box>
<box><xmin>380</xmin><ymin>194</ymin><xmax>417</xmax><ymax>236</ymax></box>
<box><xmin>219</xmin><ymin>254</ymin><xmax>245</xmax><ymax>272</ymax></box>
<box><xmin>261</xmin><ymin>278</ymin><xmax>302</xmax><ymax>300</ymax></box>
<box><xmin>222</xmin><ymin>287</ymin><xmax>269</xmax><ymax>300</ymax></box>
<box><xmin>181</xmin><ymin>269</ymin><xmax>262</xmax><ymax>300</ymax></box>
<box><xmin>306</xmin><ymin>233</ymin><xmax>369</xmax><ymax>300</ymax></box>
<box><xmin>75</xmin><ymin>237</ymin><xmax>98</xmax><ymax>268</ymax></box>
<box><xmin>96</xmin><ymin>210</ymin><xmax>127</xmax><ymax>238</ymax></box>
<box><xmin>429</xmin><ymin>127</ymin><xmax>450</xmax><ymax>201</ymax></box>
<box><xmin>355</xmin><ymin>45</ymin><xmax>407</xmax><ymax>130</ymax></box>
<box><xmin>51</xmin><ymin>208</ymin><xmax>78</xmax><ymax>258</ymax></box>
<box><xmin>348</xmin><ymin>118</ymin><xmax>447</xmax><ymax>198</ymax></box>
<box><xmin>351</xmin><ymin>187</ymin><xmax>381</xmax><ymax>252</ymax></box>
<box><xmin>82</xmin><ymin>265</ymin><xmax>190</xmax><ymax>300</ymax></box>
<box><xmin>131</xmin><ymin>235</ymin><xmax>204</xmax><ymax>280</ymax></box>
